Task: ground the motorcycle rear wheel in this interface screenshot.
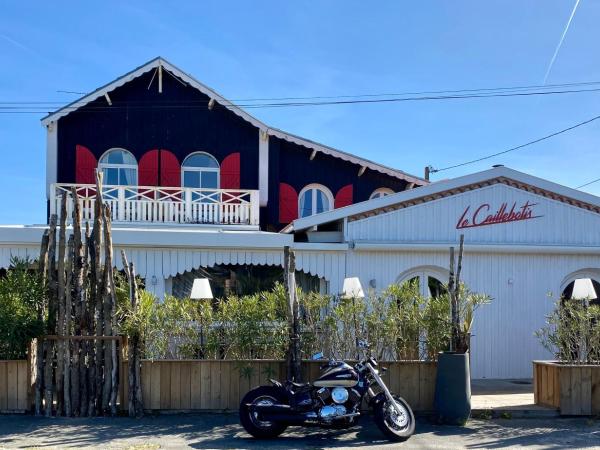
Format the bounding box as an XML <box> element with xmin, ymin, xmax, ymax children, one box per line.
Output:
<box><xmin>374</xmin><ymin>395</ymin><xmax>415</xmax><ymax>441</ymax></box>
<box><xmin>239</xmin><ymin>386</ymin><xmax>288</xmax><ymax>439</ymax></box>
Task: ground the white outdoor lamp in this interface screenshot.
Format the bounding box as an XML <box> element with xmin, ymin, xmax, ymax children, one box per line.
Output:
<box><xmin>190</xmin><ymin>278</ymin><xmax>213</xmax><ymax>300</ymax></box>
<box><xmin>342</xmin><ymin>277</ymin><xmax>365</xmax><ymax>298</ymax></box>
<box><xmin>571</xmin><ymin>278</ymin><xmax>596</xmax><ymax>300</ymax></box>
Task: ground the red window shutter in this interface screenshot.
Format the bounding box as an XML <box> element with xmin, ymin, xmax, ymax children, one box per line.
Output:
<box><xmin>221</xmin><ymin>152</ymin><xmax>240</xmax><ymax>189</ymax></box>
<box><xmin>159</xmin><ymin>150</ymin><xmax>181</xmax><ymax>187</ymax></box>
<box><xmin>335</xmin><ymin>184</ymin><xmax>353</xmax><ymax>208</ymax></box>
<box><xmin>279</xmin><ymin>183</ymin><xmax>298</xmax><ymax>223</ymax></box>
<box><xmin>75</xmin><ymin>145</ymin><xmax>97</xmax><ymax>184</ymax></box>
<box><xmin>139</xmin><ymin>149</ymin><xmax>159</xmax><ymax>186</ymax></box>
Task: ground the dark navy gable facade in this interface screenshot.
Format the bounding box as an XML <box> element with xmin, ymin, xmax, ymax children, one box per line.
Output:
<box><xmin>57</xmin><ymin>69</ymin><xmax>258</xmax><ymax>190</ymax></box>
<box><xmin>54</xmin><ymin>63</ymin><xmax>415</xmax><ymax>231</ymax></box>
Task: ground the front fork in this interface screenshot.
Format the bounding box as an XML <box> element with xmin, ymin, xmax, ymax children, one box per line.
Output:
<box><xmin>366</xmin><ymin>363</ymin><xmax>405</xmax><ymax>417</ymax></box>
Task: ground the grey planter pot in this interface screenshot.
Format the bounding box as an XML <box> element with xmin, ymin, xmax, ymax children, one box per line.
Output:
<box><xmin>434</xmin><ymin>351</ymin><xmax>471</xmax><ymax>425</ymax></box>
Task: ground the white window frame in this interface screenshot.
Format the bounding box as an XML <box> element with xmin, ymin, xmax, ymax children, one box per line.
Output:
<box><xmin>298</xmin><ymin>184</ymin><xmax>334</xmax><ymax>218</ymax></box>
<box><xmin>181</xmin><ymin>151</ymin><xmax>220</xmax><ymax>190</ymax></box>
<box><xmin>369</xmin><ymin>187</ymin><xmax>394</xmax><ymax>200</ymax></box>
<box><xmin>98</xmin><ymin>148</ymin><xmax>138</xmax><ymax>186</ymax></box>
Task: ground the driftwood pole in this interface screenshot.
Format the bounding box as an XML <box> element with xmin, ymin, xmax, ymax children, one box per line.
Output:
<box><xmin>455</xmin><ymin>234</ymin><xmax>465</xmax><ymax>351</ymax></box>
<box><xmin>102</xmin><ymin>204</ymin><xmax>118</xmax><ymax>415</ymax></box>
<box><xmin>70</xmin><ymin>188</ymin><xmax>83</xmax><ymax>415</ymax></box>
<box><xmin>448</xmin><ymin>246</ymin><xmax>456</xmax><ymax>353</ymax></box>
<box><xmin>44</xmin><ymin>214</ymin><xmax>58</xmax><ymax>417</ymax></box>
<box><xmin>55</xmin><ymin>194</ymin><xmax>67</xmax><ymax>415</ymax></box>
<box><xmin>63</xmin><ymin>235</ymin><xmax>74</xmax><ymax>416</ymax></box>
<box><xmin>122</xmin><ymin>250</ymin><xmax>143</xmax><ymax>417</ymax></box>
<box><xmin>35</xmin><ymin>230</ymin><xmax>50</xmax><ymax>416</ymax></box>
<box><xmin>448</xmin><ymin>234</ymin><xmax>465</xmax><ymax>353</ymax></box>
<box><xmin>92</xmin><ymin>170</ymin><xmax>105</xmax><ymax>415</ymax></box>
<box><xmin>284</xmin><ymin>246</ymin><xmax>301</xmax><ymax>382</ymax></box>
<box><xmin>80</xmin><ymin>222</ymin><xmax>91</xmax><ymax>415</ymax></box>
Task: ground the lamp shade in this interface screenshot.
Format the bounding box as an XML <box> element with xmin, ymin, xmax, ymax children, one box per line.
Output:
<box><xmin>342</xmin><ymin>277</ymin><xmax>365</xmax><ymax>298</ymax></box>
<box><xmin>571</xmin><ymin>278</ymin><xmax>596</xmax><ymax>300</ymax></box>
<box><xmin>190</xmin><ymin>278</ymin><xmax>213</xmax><ymax>300</ymax></box>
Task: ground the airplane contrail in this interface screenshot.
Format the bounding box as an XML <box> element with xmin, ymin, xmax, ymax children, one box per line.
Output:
<box><xmin>543</xmin><ymin>0</ymin><xmax>581</xmax><ymax>84</ymax></box>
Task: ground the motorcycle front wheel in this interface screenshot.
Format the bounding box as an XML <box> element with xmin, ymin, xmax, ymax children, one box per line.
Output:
<box><xmin>239</xmin><ymin>386</ymin><xmax>288</xmax><ymax>439</ymax></box>
<box><xmin>374</xmin><ymin>395</ymin><xmax>415</xmax><ymax>441</ymax></box>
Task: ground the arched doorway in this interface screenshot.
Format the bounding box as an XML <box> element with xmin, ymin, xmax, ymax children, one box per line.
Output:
<box><xmin>560</xmin><ymin>269</ymin><xmax>600</xmax><ymax>306</ymax></box>
<box><xmin>396</xmin><ymin>266</ymin><xmax>448</xmax><ymax>298</ymax></box>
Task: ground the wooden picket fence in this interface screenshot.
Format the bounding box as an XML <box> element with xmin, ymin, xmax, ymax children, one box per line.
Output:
<box><xmin>1</xmin><ymin>359</ymin><xmax>437</xmax><ymax>413</ymax></box>
<box><xmin>120</xmin><ymin>360</ymin><xmax>437</xmax><ymax>412</ymax></box>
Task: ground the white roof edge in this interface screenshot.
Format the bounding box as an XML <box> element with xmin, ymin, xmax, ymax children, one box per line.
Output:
<box><xmin>291</xmin><ymin>166</ymin><xmax>600</xmax><ymax>232</ymax></box>
<box><xmin>40</xmin><ymin>57</ymin><xmax>425</xmax><ymax>184</ymax></box>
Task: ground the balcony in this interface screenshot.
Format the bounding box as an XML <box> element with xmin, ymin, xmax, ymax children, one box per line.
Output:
<box><xmin>50</xmin><ymin>183</ymin><xmax>260</xmax><ymax>227</ymax></box>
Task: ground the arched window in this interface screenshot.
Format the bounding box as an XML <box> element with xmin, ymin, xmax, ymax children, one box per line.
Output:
<box><xmin>182</xmin><ymin>152</ymin><xmax>220</xmax><ymax>190</ymax></box>
<box><xmin>98</xmin><ymin>148</ymin><xmax>138</xmax><ymax>186</ymax></box>
<box><xmin>370</xmin><ymin>187</ymin><xmax>394</xmax><ymax>200</ymax></box>
<box><xmin>397</xmin><ymin>266</ymin><xmax>448</xmax><ymax>298</ymax></box>
<box><xmin>298</xmin><ymin>184</ymin><xmax>333</xmax><ymax>218</ymax></box>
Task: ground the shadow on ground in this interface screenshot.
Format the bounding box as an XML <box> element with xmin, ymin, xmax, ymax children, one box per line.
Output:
<box><xmin>0</xmin><ymin>414</ymin><xmax>598</xmax><ymax>449</ymax></box>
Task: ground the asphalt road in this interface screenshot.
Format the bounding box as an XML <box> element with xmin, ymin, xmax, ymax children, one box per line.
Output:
<box><xmin>0</xmin><ymin>414</ymin><xmax>599</xmax><ymax>449</ymax></box>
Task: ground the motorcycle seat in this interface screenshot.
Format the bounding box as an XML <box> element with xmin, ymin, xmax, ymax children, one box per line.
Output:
<box><xmin>288</xmin><ymin>380</ymin><xmax>311</xmax><ymax>389</ymax></box>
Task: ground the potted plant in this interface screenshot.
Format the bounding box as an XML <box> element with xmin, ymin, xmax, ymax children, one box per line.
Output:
<box><xmin>533</xmin><ymin>280</ymin><xmax>600</xmax><ymax>415</ymax></box>
<box><xmin>434</xmin><ymin>236</ymin><xmax>491</xmax><ymax>425</ymax></box>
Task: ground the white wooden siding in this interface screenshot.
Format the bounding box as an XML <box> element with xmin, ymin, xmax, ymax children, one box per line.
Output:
<box><xmin>345</xmin><ymin>250</ymin><xmax>600</xmax><ymax>378</ymax></box>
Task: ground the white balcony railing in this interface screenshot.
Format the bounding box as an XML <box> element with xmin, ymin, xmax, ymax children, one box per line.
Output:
<box><xmin>50</xmin><ymin>183</ymin><xmax>260</xmax><ymax>226</ymax></box>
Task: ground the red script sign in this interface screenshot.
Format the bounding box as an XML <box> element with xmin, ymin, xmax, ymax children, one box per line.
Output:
<box><xmin>456</xmin><ymin>201</ymin><xmax>542</xmax><ymax>229</ymax></box>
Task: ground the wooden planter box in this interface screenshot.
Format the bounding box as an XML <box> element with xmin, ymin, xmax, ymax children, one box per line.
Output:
<box><xmin>0</xmin><ymin>358</ymin><xmax>436</xmax><ymax>414</ymax></box>
<box><xmin>123</xmin><ymin>359</ymin><xmax>437</xmax><ymax>413</ymax></box>
<box><xmin>533</xmin><ymin>360</ymin><xmax>600</xmax><ymax>415</ymax></box>
<box><xmin>0</xmin><ymin>360</ymin><xmax>29</xmax><ymax>413</ymax></box>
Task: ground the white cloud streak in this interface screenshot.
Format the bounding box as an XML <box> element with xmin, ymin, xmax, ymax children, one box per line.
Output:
<box><xmin>542</xmin><ymin>0</ymin><xmax>581</xmax><ymax>85</ymax></box>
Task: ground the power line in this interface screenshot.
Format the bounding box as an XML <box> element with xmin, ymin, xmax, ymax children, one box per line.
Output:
<box><xmin>1</xmin><ymin>86</ymin><xmax>600</xmax><ymax>114</ymax></box>
<box><xmin>431</xmin><ymin>113</ymin><xmax>600</xmax><ymax>173</ymax></box>
<box><xmin>3</xmin><ymin>79</ymin><xmax>600</xmax><ymax>107</ymax></box>
<box><xmin>576</xmin><ymin>177</ymin><xmax>600</xmax><ymax>189</ymax></box>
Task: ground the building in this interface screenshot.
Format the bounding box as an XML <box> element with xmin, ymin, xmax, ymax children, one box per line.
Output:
<box><xmin>0</xmin><ymin>57</ymin><xmax>599</xmax><ymax>378</ymax></box>
<box><xmin>289</xmin><ymin>166</ymin><xmax>600</xmax><ymax>378</ymax></box>
<box><xmin>31</xmin><ymin>56</ymin><xmax>424</xmax><ymax>298</ymax></box>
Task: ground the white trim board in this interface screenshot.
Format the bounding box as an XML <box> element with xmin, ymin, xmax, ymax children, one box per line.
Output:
<box><xmin>40</xmin><ymin>57</ymin><xmax>425</xmax><ymax>185</ymax></box>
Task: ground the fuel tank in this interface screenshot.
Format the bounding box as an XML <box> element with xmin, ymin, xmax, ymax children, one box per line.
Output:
<box><xmin>313</xmin><ymin>362</ymin><xmax>359</xmax><ymax>387</ymax></box>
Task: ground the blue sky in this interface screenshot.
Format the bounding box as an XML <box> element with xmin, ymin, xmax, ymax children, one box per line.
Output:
<box><xmin>0</xmin><ymin>1</ymin><xmax>599</xmax><ymax>224</ymax></box>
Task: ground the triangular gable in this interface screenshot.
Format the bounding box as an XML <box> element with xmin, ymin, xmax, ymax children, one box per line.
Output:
<box><xmin>291</xmin><ymin>166</ymin><xmax>600</xmax><ymax>232</ymax></box>
<box><xmin>348</xmin><ymin>180</ymin><xmax>600</xmax><ymax>243</ymax></box>
<box><xmin>349</xmin><ymin>176</ymin><xmax>600</xmax><ymax>223</ymax></box>
<box><xmin>41</xmin><ymin>57</ymin><xmax>425</xmax><ymax>185</ymax></box>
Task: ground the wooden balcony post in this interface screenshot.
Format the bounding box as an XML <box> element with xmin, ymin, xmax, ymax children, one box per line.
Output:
<box><xmin>117</xmin><ymin>186</ymin><xmax>126</xmax><ymax>221</ymax></box>
<box><xmin>49</xmin><ymin>184</ymin><xmax>57</xmax><ymax>217</ymax></box>
<box><xmin>250</xmin><ymin>190</ymin><xmax>260</xmax><ymax>226</ymax></box>
<box><xmin>185</xmin><ymin>188</ymin><xmax>192</xmax><ymax>222</ymax></box>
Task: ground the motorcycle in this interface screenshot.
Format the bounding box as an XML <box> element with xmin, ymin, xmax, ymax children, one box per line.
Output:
<box><xmin>239</xmin><ymin>342</ymin><xmax>415</xmax><ymax>441</ymax></box>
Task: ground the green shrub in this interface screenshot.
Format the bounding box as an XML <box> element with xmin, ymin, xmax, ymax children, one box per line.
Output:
<box><xmin>117</xmin><ymin>280</ymin><xmax>489</xmax><ymax>362</ymax></box>
<box><xmin>536</xmin><ymin>299</ymin><xmax>600</xmax><ymax>364</ymax></box>
<box><xmin>212</xmin><ymin>285</ymin><xmax>288</xmax><ymax>359</ymax></box>
<box><xmin>0</xmin><ymin>258</ymin><xmax>45</xmax><ymax>359</ymax></box>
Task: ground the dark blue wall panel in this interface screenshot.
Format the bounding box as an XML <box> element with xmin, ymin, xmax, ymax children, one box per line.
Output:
<box><xmin>57</xmin><ymin>68</ymin><xmax>259</xmax><ymax>189</ymax></box>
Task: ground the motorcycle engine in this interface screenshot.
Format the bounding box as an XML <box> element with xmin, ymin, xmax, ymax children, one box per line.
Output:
<box><xmin>331</xmin><ymin>387</ymin><xmax>349</xmax><ymax>404</ymax></box>
<box><xmin>319</xmin><ymin>404</ymin><xmax>346</xmax><ymax>420</ymax></box>
<box><xmin>316</xmin><ymin>387</ymin><xmax>361</xmax><ymax>421</ymax></box>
